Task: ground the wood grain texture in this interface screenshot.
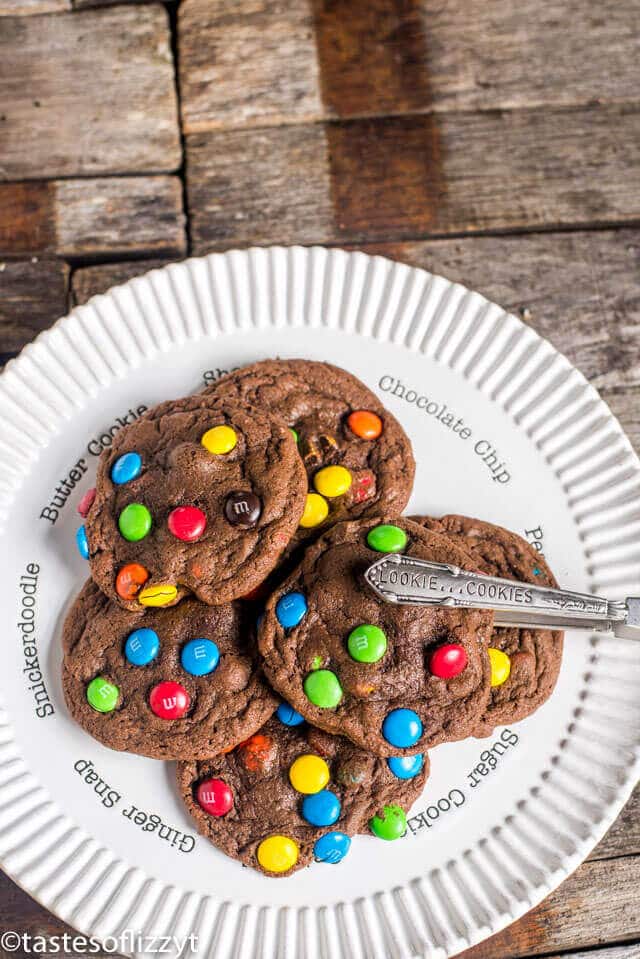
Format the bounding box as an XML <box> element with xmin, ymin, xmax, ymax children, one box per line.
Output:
<box><xmin>0</xmin><ymin>259</ymin><xmax>69</xmax><ymax>353</ymax></box>
<box><xmin>542</xmin><ymin>948</ymin><xmax>640</xmax><ymax>959</ymax></box>
<box><xmin>0</xmin><ymin>0</ymin><xmax>69</xmax><ymax>13</ymax></box>
<box><xmin>457</xmin><ymin>855</ymin><xmax>640</xmax><ymax>959</ymax></box>
<box><xmin>0</xmin><ymin>5</ymin><xmax>181</xmax><ymax>180</ymax></box>
<box><xmin>71</xmin><ymin>258</ymin><xmax>176</xmax><ymax>304</ymax></box>
<box><xmin>179</xmin><ymin>0</ymin><xmax>321</xmax><ymax>134</ymax></box>
<box><xmin>178</xmin><ymin>0</ymin><xmax>640</xmax><ymax>133</ymax></box>
<box><xmin>72</xmin><ymin>0</ymin><xmax>144</xmax><ymax>6</ymax></box>
<box><xmin>187</xmin><ymin>104</ymin><xmax>640</xmax><ymax>250</ymax></box>
<box><xmin>542</xmin><ymin>949</ymin><xmax>640</xmax><ymax>959</ymax></box>
<box><xmin>0</xmin><ymin>177</ymin><xmax>186</xmax><ymax>258</ymax></box>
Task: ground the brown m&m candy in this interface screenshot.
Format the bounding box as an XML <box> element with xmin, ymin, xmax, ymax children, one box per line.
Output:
<box><xmin>224</xmin><ymin>491</ymin><xmax>261</xmax><ymax>527</ymax></box>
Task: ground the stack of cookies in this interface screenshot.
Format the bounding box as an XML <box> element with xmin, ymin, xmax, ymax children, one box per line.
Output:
<box><xmin>64</xmin><ymin>359</ymin><xmax>563</xmax><ymax>877</ymax></box>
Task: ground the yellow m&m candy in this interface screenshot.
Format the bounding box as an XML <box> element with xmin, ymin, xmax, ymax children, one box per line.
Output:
<box><xmin>299</xmin><ymin>492</ymin><xmax>329</xmax><ymax>528</ymax></box>
<box><xmin>488</xmin><ymin>648</ymin><xmax>511</xmax><ymax>687</ymax></box>
<box><xmin>313</xmin><ymin>465</ymin><xmax>352</xmax><ymax>498</ymax></box>
<box><xmin>201</xmin><ymin>425</ymin><xmax>237</xmax><ymax>455</ymax></box>
<box><xmin>289</xmin><ymin>754</ymin><xmax>330</xmax><ymax>794</ymax></box>
<box><xmin>139</xmin><ymin>583</ymin><xmax>178</xmax><ymax>607</ymax></box>
<box><xmin>257</xmin><ymin>835</ymin><xmax>299</xmax><ymax>873</ymax></box>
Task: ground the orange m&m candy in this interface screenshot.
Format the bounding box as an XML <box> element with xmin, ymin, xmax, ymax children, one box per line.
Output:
<box><xmin>347</xmin><ymin>410</ymin><xmax>383</xmax><ymax>440</ymax></box>
<box><xmin>115</xmin><ymin>563</ymin><xmax>149</xmax><ymax>600</ymax></box>
<box><xmin>239</xmin><ymin>733</ymin><xmax>277</xmax><ymax>773</ymax></box>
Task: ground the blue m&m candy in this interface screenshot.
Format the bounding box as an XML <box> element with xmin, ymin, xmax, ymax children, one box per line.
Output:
<box><xmin>181</xmin><ymin>638</ymin><xmax>220</xmax><ymax>676</ymax></box>
<box><xmin>111</xmin><ymin>452</ymin><xmax>142</xmax><ymax>485</ymax></box>
<box><xmin>125</xmin><ymin>628</ymin><xmax>160</xmax><ymax>666</ymax></box>
<box><xmin>276</xmin><ymin>702</ymin><xmax>305</xmax><ymax>727</ymax></box>
<box><xmin>387</xmin><ymin>754</ymin><xmax>424</xmax><ymax>780</ymax></box>
<box><xmin>313</xmin><ymin>831</ymin><xmax>351</xmax><ymax>864</ymax></box>
<box><xmin>382</xmin><ymin>708</ymin><xmax>423</xmax><ymax>748</ymax></box>
<box><xmin>76</xmin><ymin>525</ymin><xmax>89</xmax><ymax>559</ymax></box>
<box><xmin>275</xmin><ymin>592</ymin><xmax>307</xmax><ymax>629</ymax></box>
<box><xmin>302</xmin><ymin>790</ymin><xmax>341</xmax><ymax>827</ymax></box>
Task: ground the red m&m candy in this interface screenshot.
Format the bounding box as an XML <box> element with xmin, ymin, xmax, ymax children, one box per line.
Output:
<box><xmin>77</xmin><ymin>487</ymin><xmax>96</xmax><ymax>518</ymax></box>
<box><xmin>196</xmin><ymin>778</ymin><xmax>233</xmax><ymax>817</ymax></box>
<box><xmin>429</xmin><ymin>644</ymin><xmax>468</xmax><ymax>679</ymax></box>
<box><xmin>149</xmin><ymin>681</ymin><xmax>190</xmax><ymax>719</ymax></box>
<box><xmin>168</xmin><ymin>506</ymin><xmax>207</xmax><ymax>542</ymax></box>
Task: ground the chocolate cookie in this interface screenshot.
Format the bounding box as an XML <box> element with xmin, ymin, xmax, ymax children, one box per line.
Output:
<box><xmin>258</xmin><ymin>517</ymin><xmax>494</xmax><ymax>756</ymax></box>
<box><xmin>411</xmin><ymin>514</ymin><xmax>564</xmax><ymax>737</ymax></box>
<box><xmin>81</xmin><ymin>394</ymin><xmax>307</xmax><ymax>610</ymax></box>
<box><xmin>62</xmin><ymin>579</ymin><xmax>277</xmax><ymax>759</ymax></box>
<box><xmin>177</xmin><ymin>713</ymin><xmax>429</xmax><ymax>876</ymax></box>
<box><xmin>205</xmin><ymin>360</ymin><xmax>415</xmax><ymax>540</ymax></box>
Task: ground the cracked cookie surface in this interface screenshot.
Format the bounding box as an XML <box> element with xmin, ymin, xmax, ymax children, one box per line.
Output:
<box><xmin>62</xmin><ymin>579</ymin><xmax>277</xmax><ymax>759</ymax></box>
<box><xmin>83</xmin><ymin>394</ymin><xmax>307</xmax><ymax>609</ymax></box>
<box><xmin>205</xmin><ymin>360</ymin><xmax>415</xmax><ymax>543</ymax></box>
<box><xmin>177</xmin><ymin>714</ymin><xmax>429</xmax><ymax>876</ymax></box>
<box><xmin>258</xmin><ymin>517</ymin><xmax>494</xmax><ymax>757</ymax></box>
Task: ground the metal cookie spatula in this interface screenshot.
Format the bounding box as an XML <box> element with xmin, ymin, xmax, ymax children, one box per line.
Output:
<box><xmin>364</xmin><ymin>553</ymin><xmax>640</xmax><ymax>640</ymax></box>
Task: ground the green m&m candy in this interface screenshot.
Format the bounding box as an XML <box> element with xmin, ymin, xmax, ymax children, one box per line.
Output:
<box><xmin>86</xmin><ymin>677</ymin><xmax>119</xmax><ymax>713</ymax></box>
<box><xmin>369</xmin><ymin>804</ymin><xmax>407</xmax><ymax>840</ymax></box>
<box><xmin>366</xmin><ymin>524</ymin><xmax>407</xmax><ymax>553</ymax></box>
<box><xmin>118</xmin><ymin>503</ymin><xmax>152</xmax><ymax>542</ymax></box>
<box><xmin>304</xmin><ymin>669</ymin><xmax>343</xmax><ymax>708</ymax></box>
<box><xmin>348</xmin><ymin>624</ymin><xmax>387</xmax><ymax>663</ymax></box>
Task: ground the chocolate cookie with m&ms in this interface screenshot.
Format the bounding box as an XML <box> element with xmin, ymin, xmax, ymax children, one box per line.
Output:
<box><xmin>411</xmin><ymin>514</ymin><xmax>564</xmax><ymax>737</ymax></box>
<box><xmin>204</xmin><ymin>360</ymin><xmax>415</xmax><ymax>541</ymax></box>
<box><xmin>61</xmin><ymin>579</ymin><xmax>277</xmax><ymax>759</ymax></box>
<box><xmin>177</xmin><ymin>713</ymin><xmax>429</xmax><ymax>877</ymax></box>
<box><xmin>81</xmin><ymin>395</ymin><xmax>307</xmax><ymax>610</ymax></box>
<box><xmin>258</xmin><ymin>517</ymin><xmax>494</xmax><ymax>757</ymax></box>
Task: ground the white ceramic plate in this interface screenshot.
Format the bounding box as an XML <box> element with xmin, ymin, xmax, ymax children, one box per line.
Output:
<box><xmin>0</xmin><ymin>247</ymin><xmax>639</xmax><ymax>959</ymax></box>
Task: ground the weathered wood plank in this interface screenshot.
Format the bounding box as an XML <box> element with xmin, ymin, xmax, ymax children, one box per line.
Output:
<box><xmin>457</xmin><ymin>854</ymin><xmax>640</xmax><ymax>959</ymax></box>
<box><xmin>179</xmin><ymin>0</ymin><xmax>321</xmax><ymax>134</ymax></box>
<box><xmin>71</xmin><ymin>258</ymin><xmax>176</xmax><ymax>305</ymax></box>
<box><xmin>525</xmin><ymin>946</ymin><xmax>640</xmax><ymax>959</ymax></box>
<box><xmin>187</xmin><ymin>104</ymin><xmax>640</xmax><ymax>249</ymax></box>
<box><xmin>0</xmin><ymin>5</ymin><xmax>181</xmax><ymax>179</ymax></box>
<box><xmin>72</xmin><ymin>0</ymin><xmax>143</xmax><ymax>6</ymax></box>
<box><xmin>0</xmin><ymin>259</ymin><xmax>69</xmax><ymax>353</ymax></box>
<box><xmin>0</xmin><ymin>0</ymin><xmax>69</xmax><ymax>13</ymax></box>
<box><xmin>179</xmin><ymin>0</ymin><xmax>640</xmax><ymax>134</ymax></box>
<box><xmin>0</xmin><ymin>177</ymin><xmax>186</xmax><ymax>258</ymax></box>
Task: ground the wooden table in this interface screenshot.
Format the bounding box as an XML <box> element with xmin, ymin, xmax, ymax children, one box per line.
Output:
<box><xmin>1</xmin><ymin>2</ymin><xmax>639</xmax><ymax>957</ymax></box>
